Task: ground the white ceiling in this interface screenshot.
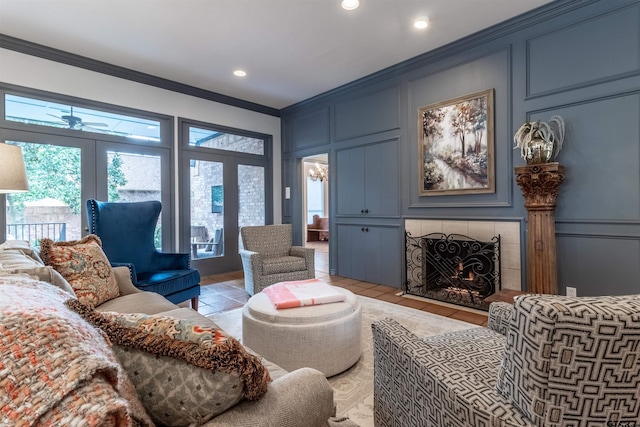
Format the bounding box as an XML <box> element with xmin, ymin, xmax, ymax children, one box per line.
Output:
<box><xmin>0</xmin><ymin>0</ymin><xmax>555</xmax><ymax>110</ymax></box>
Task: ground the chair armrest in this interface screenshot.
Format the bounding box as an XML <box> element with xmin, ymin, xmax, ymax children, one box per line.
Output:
<box><xmin>152</xmin><ymin>252</ymin><xmax>191</xmax><ymax>270</ymax></box>
<box><xmin>290</xmin><ymin>246</ymin><xmax>315</xmax><ymax>272</ymax></box>
<box><xmin>204</xmin><ymin>367</ymin><xmax>334</xmax><ymax>427</ymax></box>
<box><xmin>112</xmin><ymin>266</ymin><xmax>142</xmax><ymax>295</ymax></box>
<box><xmin>372</xmin><ymin>318</ymin><xmax>430</xmax><ymax>427</ymax></box>
<box><xmin>111</xmin><ymin>262</ymin><xmax>138</xmax><ymax>283</ymax></box>
<box><xmin>239</xmin><ymin>249</ymin><xmax>263</xmax><ymax>276</ymax></box>
<box><xmin>488</xmin><ymin>302</ymin><xmax>513</xmax><ymax>336</ymax></box>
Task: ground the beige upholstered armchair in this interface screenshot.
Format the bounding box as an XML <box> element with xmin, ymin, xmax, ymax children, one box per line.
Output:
<box><xmin>239</xmin><ymin>224</ymin><xmax>315</xmax><ymax>295</ymax></box>
<box><xmin>372</xmin><ymin>294</ymin><xmax>640</xmax><ymax>426</ymax></box>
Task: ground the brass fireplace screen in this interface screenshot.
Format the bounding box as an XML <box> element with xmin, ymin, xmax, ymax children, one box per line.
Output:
<box><xmin>404</xmin><ymin>232</ymin><xmax>501</xmax><ymax>311</ymax></box>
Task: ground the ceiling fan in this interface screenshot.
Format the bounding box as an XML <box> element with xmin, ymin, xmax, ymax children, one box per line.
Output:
<box><xmin>48</xmin><ymin>107</ymin><xmax>108</xmax><ymax>130</ymax></box>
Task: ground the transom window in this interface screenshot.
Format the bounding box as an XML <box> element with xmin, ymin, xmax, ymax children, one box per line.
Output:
<box><xmin>4</xmin><ymin>94</ymin><xmax>161</xmax><ymax>141</ymax></box>
<box><xmin>189</xmin><ymin>126</ymin><xmax>264</xmax><ymax>155</ymax></box>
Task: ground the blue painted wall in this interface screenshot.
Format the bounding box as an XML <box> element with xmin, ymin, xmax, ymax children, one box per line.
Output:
<box><xmin>281</xmin><ymin>0</ymin><xmax>640</xmax><ymax>296</ymax></box>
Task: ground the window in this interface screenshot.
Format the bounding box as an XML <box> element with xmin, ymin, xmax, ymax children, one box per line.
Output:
<box><xmin>2</xmin><ymin>86</ymin><xmax>173</xmax><ymax>250</ymax></box>
<box><xmin>189</xmin><ymin>126</ymin><xmax>264</xmax><ymax>155</ymax></box>
<box><xmin>5</xmin><ymin>94</ymin><xmax>161</xmax><ymax>141</ymax></box>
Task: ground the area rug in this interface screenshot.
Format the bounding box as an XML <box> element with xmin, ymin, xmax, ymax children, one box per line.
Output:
<box><xmin>209</xmin><ymin>296</ymin><xmax>479</xmax><ymax>427</ymax></box>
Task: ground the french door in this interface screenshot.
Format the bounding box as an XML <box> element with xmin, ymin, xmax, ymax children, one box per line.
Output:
<box><xmin>1</xmin><ymin>129</ymin><xmax>172</xmax><ymax>248</ymax></box>
<box><xmin>180</xmin><ymin>119</ymin><xmax>272</xmax><ymax>276</ymax></box>
<box><xmin>1</xmin><ymin>130</ymin><xmax>93</xmax><ymax>244</ymax></box>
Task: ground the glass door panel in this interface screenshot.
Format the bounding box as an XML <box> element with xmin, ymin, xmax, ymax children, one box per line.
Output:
<box><xmin>107</xmin><ymin>150</ymin><xmax>163</xmax><ymax>248</ymax></box>
<box><xmin>180</xmin><ymin>119</ymin><xmax>271</xmax><ymax>275</ymax></box>
<box><xmin>190</xmin><ymin>159</ymin><xmax>224</xmax><ymax>259</ymax></box>
<box><xmin>5</xmin><ymin>141</ymin><xmax>82</xmax><ymax>246</ymax></box>
<box><xmin>238</xmin><ymin>164</ymin><xmax>265</xmax><ymax>227</ymax></box>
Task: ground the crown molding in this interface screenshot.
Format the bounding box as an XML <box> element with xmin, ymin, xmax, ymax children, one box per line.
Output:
<box><xmin>0</xmin><ymin>33</ymin><xmax>280</xmax><ymax>118</ymax></box>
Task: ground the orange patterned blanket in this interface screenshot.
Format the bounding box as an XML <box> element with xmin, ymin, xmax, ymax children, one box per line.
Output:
<box><xmin>0</xmin><ymin>275</ymin><xmax>153</xmax><ymax>427</ymax></box>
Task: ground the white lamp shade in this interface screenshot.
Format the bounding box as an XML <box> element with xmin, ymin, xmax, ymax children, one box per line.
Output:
<box><xmin>0</xmin><ymin>143</ymin><xmax>29</xmax><ymax>193</ymax></box>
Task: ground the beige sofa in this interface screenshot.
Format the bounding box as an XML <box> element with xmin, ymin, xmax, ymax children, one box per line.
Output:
<box><xmin>0</xmin><ymin>240</ymin><xmax>335</xmax><ymax>427</ymax></box>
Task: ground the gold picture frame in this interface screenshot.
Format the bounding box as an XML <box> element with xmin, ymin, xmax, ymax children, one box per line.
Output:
<box><xmin>418</xmin><ymin>89</ymin><xmax>495</xmax><ymax>196</ymax></box>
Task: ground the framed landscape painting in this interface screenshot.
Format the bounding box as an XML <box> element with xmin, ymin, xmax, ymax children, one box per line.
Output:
<box><xmin>418</xmin><ymin>89</ymin><xmax>495</xmax><ymax>196</ymax></box>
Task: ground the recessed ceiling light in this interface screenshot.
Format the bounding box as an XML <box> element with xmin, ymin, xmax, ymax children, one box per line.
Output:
<box><xmin>414</xmin><ymin>16</ymin><xmax>430</xmax><ymax>29</ymax></box>
<box><xmin>233</xmin><ymin>70</ymin><xmax>247</xmax><ymax>77</ymax></box>
<box><xmin>342</xmin><ymin>0</ymin><xmax>359</xmax><ymax>11</ymax></box>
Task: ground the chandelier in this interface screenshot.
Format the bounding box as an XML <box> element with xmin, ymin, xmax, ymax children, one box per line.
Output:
<box><xmin>309</xmin><ymin>163</ymin><xmax>328</xmax><ymax>182</ymax></box>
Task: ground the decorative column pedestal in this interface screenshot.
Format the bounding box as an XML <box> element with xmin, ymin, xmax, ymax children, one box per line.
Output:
<box><xmin>515</xmin><ymin>162</ymin><xmax>565</xmax><ymax>295</ymax></box>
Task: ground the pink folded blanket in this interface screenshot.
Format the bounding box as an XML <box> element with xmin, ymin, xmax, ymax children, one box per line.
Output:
<box><xmin>264</xmin><ymin>279</ymin><xmax>346</xmax><ymax>309</ymax></box>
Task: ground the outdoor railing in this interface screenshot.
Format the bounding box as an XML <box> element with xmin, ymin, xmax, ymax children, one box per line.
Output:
<box><xmin>6</xmin><ymin>222</ymin><xmax>67</xmax><ymax>245</ymax></box>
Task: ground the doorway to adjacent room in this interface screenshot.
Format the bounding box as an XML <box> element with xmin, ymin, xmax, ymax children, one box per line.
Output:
<box><xmin>302</xmin><ymin>154</ymin><xmax>329</xmax><ymax>274</ymax></box>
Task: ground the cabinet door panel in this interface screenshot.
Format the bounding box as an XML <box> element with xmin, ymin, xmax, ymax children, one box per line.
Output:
<box><xmin>337</xmin><ymin>224</ymin><xmax>401</xmax><ymax>287</ymax></box>
<box><xmin>336</xmin><ymin>148</ymin><xmax>365</xmax><ymax>215</ymax></box>
<box><xmin>366</xmin><ymin>226</ymin><xmax>401</xmax><ymax>286</ymax></box>
<box><xmin>364</xmin><ymin>141</ymin><xmax>399</xmax><ymax>216</ymax></box>
<box><xmin>336</xmin><ymin>224</ymin><xmax>366</xmax><ymax>281</ymax></box>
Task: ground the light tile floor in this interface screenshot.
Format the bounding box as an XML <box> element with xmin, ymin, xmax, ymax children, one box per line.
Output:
<box><xmin>198</xmin><ymin>241</ymin><xmax>488</xmax><ymax>326</ymax></box>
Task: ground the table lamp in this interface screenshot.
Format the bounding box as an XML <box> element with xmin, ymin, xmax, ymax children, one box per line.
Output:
<box><xmin>0</xmin><ymin>143</ymin><xmax>29</xmax><ymax>193</ymax></box>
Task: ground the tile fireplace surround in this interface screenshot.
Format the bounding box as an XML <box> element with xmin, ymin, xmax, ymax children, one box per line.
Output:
<box><xmin>405</xmin><ymin>219</ymin><xmax>522</xmax><ymax>292</ymax></box>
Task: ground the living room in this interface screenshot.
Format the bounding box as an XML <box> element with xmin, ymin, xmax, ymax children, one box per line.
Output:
<box><xmin>2</xmin><ymin>0</ymin><xmax>639</xmax><ymax>299</ymax></box>
<box><xmin>1</xmin><ymin>0</ymin><xmax>640</xmax><ymax>425</ymax></box>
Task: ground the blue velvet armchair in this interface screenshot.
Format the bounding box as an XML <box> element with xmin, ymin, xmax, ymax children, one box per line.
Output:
<box><xmin>87</xmin><ymin>199</ymin><xmax>201</xmax><ymax>309</ymax></box>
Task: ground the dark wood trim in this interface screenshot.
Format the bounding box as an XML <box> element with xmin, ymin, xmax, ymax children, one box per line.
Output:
<box><xmin>0</xmin><ymin>34</ymin><xmax>280</xmax><ymax>118</ymax></box>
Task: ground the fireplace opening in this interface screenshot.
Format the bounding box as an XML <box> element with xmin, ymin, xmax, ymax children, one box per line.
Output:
<box><xmin>404</xmin><ymin>232</ymin><xmax>501</xmax><ymax>311</ymax></box>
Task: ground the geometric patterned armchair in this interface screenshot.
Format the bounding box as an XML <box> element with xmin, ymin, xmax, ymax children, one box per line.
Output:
<box><xmin>87</xmin><ymin>199</ymin><xmax>200</xmax><ymax>309</ymax></box>
<box><xmin>238</xmin><ymin>224</ymin><xmax>314</xmax><ymax>295</ymax></box>
<box><xmin>372</xmin><ymin>294</ymin><xmax>640</xmax><ymax>427</ymax></box>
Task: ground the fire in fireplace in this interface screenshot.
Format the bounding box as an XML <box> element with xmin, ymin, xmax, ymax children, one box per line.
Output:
<box><xmin>404</xmin><ymin>232</ymin><xmax>501</xmax><ymax>311</ymax></box>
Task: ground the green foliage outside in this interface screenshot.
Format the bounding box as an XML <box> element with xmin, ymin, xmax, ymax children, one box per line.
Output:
<box><xmin>107</xmin><ymin>153</ymin><xmax>127</xmax><ymax>203</ymax></box>
<box><xmin>9</xmin><ymin>142</ymin><xmax>127</xmax><ymax>215</ymax></box>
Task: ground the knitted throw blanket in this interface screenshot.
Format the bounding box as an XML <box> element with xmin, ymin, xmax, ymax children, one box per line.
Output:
<box><xmin>0</xmin><ymin>275</ymin><xmax>153</xmax><ymax>427</ymax></box>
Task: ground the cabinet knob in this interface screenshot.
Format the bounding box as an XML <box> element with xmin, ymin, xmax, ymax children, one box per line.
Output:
<box><xmin>361</xmin><ymin>227</ymin><xmax>365</xmax><ymax>232</ymax></box>
<box><xmin>364</xmin><ymin>209</ymin><xmax>369</xmax><ymax>214</ymax></box>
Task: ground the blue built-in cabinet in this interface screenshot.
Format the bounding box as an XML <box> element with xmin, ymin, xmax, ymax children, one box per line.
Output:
<box><xmin>281</xmin><ymin>0</ymin><xmax>640</xmax><ymax>294</ymax></box>
<box><xmin>336</xmin><ymin>139</ymin><xmax>399</xmax><ymax>217</ymax></box>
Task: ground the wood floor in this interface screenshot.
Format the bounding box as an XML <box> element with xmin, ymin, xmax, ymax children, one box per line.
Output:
<box><xmin>197</xmin><ymin>241</ymin><xmax>489</xmax><ymax>327</ymax></box>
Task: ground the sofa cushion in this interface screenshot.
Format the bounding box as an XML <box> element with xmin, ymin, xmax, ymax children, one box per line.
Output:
<box><xmin>0</xmin><ymin>248</ymin><xmax>41</xmax><ymax>269</ymax></box>
<box><xmin>67</xmin><ymin>300</ymin><xmax>271</xmax><ymax>427</ymax></box>
<box><xmin>40</xmin><ymin>235</ymin><xmax>120</xmax><ymax>308</ymax></box>
<box><xmin>0</xmin><ymin>239</ymin><xmax>44</xmax><ymax>263</ymax></box>
<box><xmin>0</xmin><ymin>265</ymin><xmax>76</xmax><ymax>297</ymax></box>
<box><xmin>263</xmin><ymin>255</ymin><xmax>306</xmax><ymax>275</ymax></box>
<box><xmin>0</xmin><ymin>276</ymin><xmax>153</xmax><ymax>427</ymax></box>
<box><xmin>96</xmin><ymin>290</ymin><xmax>179</xmax><ymax>314</ymax></box>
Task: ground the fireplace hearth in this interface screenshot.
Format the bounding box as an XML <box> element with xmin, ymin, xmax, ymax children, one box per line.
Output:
<box><xmin>404</xmin><ymin>232</ymin><xmax>501</xmax><ymax>311</ymax></box>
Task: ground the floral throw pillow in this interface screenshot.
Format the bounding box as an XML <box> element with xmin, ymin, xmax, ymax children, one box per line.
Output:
<box><xmin>66</xmin><ymin>300</ymin><xmax>271</xmax><ymax>427</ymax></box>
<box><xmin>40</xmin><ymin>235</ymin><xmax>119</xmax><ymax>308</ymax></box>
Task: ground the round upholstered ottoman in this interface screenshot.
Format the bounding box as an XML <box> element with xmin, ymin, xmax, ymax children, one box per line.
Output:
<box><xmin>242</xmin><ymin>286</ymin><xmax>362</xmax><ymax>377</ymax></box>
